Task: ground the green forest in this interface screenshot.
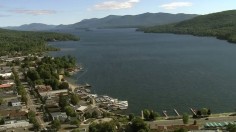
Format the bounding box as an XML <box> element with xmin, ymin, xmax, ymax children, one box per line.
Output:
<box><xmin>0</xmin><ymin>28</ymin><xmax>79</xmax><ymax>56</ymax></box>
<box><xmin>140</xmin><ymin>10</ymin><xmax>236</xmax><ymax>43</ymax></box>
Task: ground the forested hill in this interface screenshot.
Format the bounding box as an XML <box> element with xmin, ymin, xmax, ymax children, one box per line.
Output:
<box><xmin>0</xmin><ymin>28</ymin><xmax>79</xmax><ymax>56</ymax></box>
<box><xmin>56</xmin><ymin>13</ymin><xmax>197</xmax><ymax>29</ymax></box>
<box><xmin>139</xmin><ymin>10</ymin><xmax>236</xmax><ymax>43</ymax></box>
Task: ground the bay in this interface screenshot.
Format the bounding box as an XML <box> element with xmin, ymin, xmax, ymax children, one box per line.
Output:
<box><xmin>49</xmin><ymin>28</ymin><xmax>236</xmax><ymax>115</ymax></box>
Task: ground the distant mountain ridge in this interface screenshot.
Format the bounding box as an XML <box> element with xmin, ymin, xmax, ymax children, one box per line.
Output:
<box><xmin>4</xmin><ymin>23</ymin><xmax>57</xmax><ymax>31</ymax></box>
<box><xmin>3</xmin><ymin>12</ymin><xmax>197</xmax><ymax>31</ymax></box>
<box><xmin>140</xmin><ymin>10</ymin><xmax>236</xmax><ymax>43</ymax></box>
<box><xmin>56</xmin><ymin>12</ymin><xmax>197</xmax><ymax>29</ymax></box>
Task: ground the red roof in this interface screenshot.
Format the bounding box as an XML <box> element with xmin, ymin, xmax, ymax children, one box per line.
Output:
<box><xmin>0</xmin><ymin>84</ymin><xmax>12</xmax><ymax>88</ymax></box>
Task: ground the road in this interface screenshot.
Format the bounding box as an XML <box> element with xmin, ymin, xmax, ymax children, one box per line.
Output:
<box><xmin>26</xmin><ymin>90</ymin><xmax>46</xmax><ymax>129</ymax></box>
<box><xmin>148</xmin><ymin>114</ymin><xmax>236</xmax><ymax>127</ymax></box>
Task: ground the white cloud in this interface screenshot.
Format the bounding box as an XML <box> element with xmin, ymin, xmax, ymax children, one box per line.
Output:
<box><xmin>9</xmin><ymin>9</ymin><xmax>57</xmax><ymax>15</ymax></box>
<box><xmin>160</xmin><ymin>2</ymin><xmax>193</xmax><ymax>10</ymax></box>
<box><xmin>92</xmin><ymin>0</ymin><xmax>140</xmax><ymax>10</ymax></box>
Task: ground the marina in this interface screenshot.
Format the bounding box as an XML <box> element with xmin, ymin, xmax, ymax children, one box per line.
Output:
<box><xmin>74</xmin><ymin>84</ymin><xmax>128</xmax><ymax>111</ymax></box>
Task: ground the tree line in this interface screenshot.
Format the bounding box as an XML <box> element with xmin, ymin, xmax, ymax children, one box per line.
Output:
<box><xmin>0</xmin><ymin>28</ymin><xmax>79</xmax><ymax>56</ymax></box>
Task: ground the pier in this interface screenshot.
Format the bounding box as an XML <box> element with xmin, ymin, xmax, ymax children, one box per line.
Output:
<box><xmin>174</xmin><ymin>109</ymin><xmax>180</xmax><ymax>116</ymax></box>
<box><xmin>162</xmin><ymin>111</ymin><xmax>168</xmax><ymax>118</ymax></box>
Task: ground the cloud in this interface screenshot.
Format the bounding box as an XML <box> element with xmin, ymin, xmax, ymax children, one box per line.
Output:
<box><xmin>0</xmin><ymin>14</ymin><xmax>10</xmax><ymax>17</ymax></box>
<box><xmin>92</xmin><ymin>0</ymin><xmax>140</xmax><ymax>10</ymax></box>
<box><xmin>9</xmin><ymin>9</ymin><xmax>57</xmax><ymax>15</ymax></box>
<box><xmin>160</xmin><ymin>2</ymin><xmax>193</xmax><ymax>10</ymax></box>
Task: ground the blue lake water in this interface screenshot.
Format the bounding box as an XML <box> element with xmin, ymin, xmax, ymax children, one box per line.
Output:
<box><xmin>49</xmin><ymin>28</ymin><xmax>236</xmax><ymax>115</ymax></box>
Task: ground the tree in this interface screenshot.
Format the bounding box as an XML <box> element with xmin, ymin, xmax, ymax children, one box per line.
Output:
<box><xmin>182</xmin><ymin>113</ymin><xmax>189</xmax><ymax>124</ymax></box>
<box><xmin>28</xmin><ymin>110</ymin><xmax>36</xmax><ymax>119</ymax></box>
<box><xmin>33</xmin><ymin>119</ymin><xmax>40</xmax><ymax>131</ymax></box>
<box><xmin>196</xmin><ymin>110</ymin><xmax>202</xmax><ymax>116</ymax></box>
<box><xmin>70</xmin><ymin>119</ymin><xmax>80</xmax><ymax>127</ymax></box>
<box><xmin>59</xmin><ymin>94</ymin><xmax>68</xmax><ymax>110</ymax></box>
<box><xmin>89</xmin><ymin>121</ymin><xmax>116</xmax><ymax>132</ymax></box>
<box><xmin>143</xmin><ymin>109</ymin><xmax>150</xmax><ymax>121</ymax></box>
<box><xmin>70</xmin><ymin>93</ymin><xmax>79</xmax><ymax>105</ymax></box>
<box><xmin>51</xmin><ymin>119</ymin><xmax>61</xmax><ymax>131</ymax></box>
<box><xmin>84</xmin><ymin>112</ymin><xmax>92</xmax><ymax>119</ymax></box>
<box><xmin>149</xmin><ymin>110</ymin><xmax>159</xmax><ymax>120</ymax></box>
<box><xmin>207</xmin><ymin>109</ymin><xmax>211</xmax><ymax>115</ymax></box>
<box><xmin>129</xmin><ymin>113</ymin><xmax>135</xmax><ymax>121</ymax></box>
<box><xmin>0</xmin><ymin>118</ymin><xmax>4</xmax><ymax>125</ymax></box>
<box><xmin>131</xmin><ymin>117</ymin><xmax>149</xmax><ymax>132</ymax></box>
<box><xmin>227</xmin><ymin>124</ymin><xmax>236</xmax><ymax>132</ymax></box>
<box><xmin>201</xmin><ymin>108</ymin><xmax>208</xmax><ymax>115</ymax></box>
<box><xmin>27</xmin><ymin>70</ymin><xmax>40</xmax><ymax>82</ymax></box>
<box><xmin>59</xmin><ymin>82</ymin><xmax>69</xmax><ymax>89</ymax></box>
<box><xmin>65</xmin><ymin>106</ymin><xmax>76</xmax><ymax>117</ymax></box>
<box><xmin>92</xmin><ymin>111</ymin><xmax>99</xmax><ymax>118</ymax></box>
<box><xmin>21</xmin><ymin>95</ymin><xmax>28</xmax><ymax>105</ymax></box>
<box><xmin>142</xmin><ymin>109</ymin><xmax>158</xmax><ymax>121</ymax></box>
<box><xmin>0</xmin><ymin>98</ymin><xmax>3</xmax><ymax>105</ymax></box>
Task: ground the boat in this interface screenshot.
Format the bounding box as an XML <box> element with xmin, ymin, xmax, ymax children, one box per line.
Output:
<box><xmin>85</xmin><ymin>83</ymin><xmax>92</xmax><ymax>88</ymax></box>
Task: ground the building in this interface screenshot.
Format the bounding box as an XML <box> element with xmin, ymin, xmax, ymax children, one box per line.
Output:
<box><xmin>35</xmin><ymin>85</ymin><xmax>52</xmax><ymax>93</ymax></box>
<box><xmin>0</xmin><ymin>120</ymin><xmax>30</xmax><ymax>130</ymax></box>
<box><xmin>9</xmin><ymin>99</ymin><xmax>21</xmax><ymax>107</ymax></box>
<box><xmin>75</xmin><ymin>105</ymin><xmax>88</xmax><ymax>113</ymax></box>
<box><xmin>0</xmin><ymin>84</ymin><xmax>13</xmax><ymax>89</ymax></box>
<box><xmin>0</xmin><ymin>72</ymin><xmax>12</xmax><ymax>78</ymax></box>
<box><xmin>50</xmin><ymin>112</ymin><xmax>68</xmax><ymax>122</ymax></box>
<box><xmin>0</xmin><ymin>110</ymin><xmax>27</xmax><ymax>120</ymax></box>
<box><xmin>39</xmin><ymin>89</ymin><xmax>68</xmax><ymax>99</ymax></box>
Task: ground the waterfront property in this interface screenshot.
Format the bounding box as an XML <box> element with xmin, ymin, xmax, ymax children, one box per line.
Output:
<box><xmin>91</xmin><ymin>95</ymin><xmax>128</xmax><ymax>111</ymax></box>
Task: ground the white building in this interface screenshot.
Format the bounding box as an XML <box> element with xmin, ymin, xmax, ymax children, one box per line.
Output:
<box><xmin>0</xmin><ymin>120</ymin><xmax>31</xmax><ymax>130</ymax></box>
<box><xmin>50</xmin><ymin>112</ymin><xmax>68</xmax><ymax>121</ymax></box>
<box><xmin>10</xmin><ymin>99</ymin><xmax>21</xmax><ymax>107</ymax></box>
<box><xmin>0</xmin><ymin>72</ymin><xmax>12</xmax><ymax>78</ymax></box>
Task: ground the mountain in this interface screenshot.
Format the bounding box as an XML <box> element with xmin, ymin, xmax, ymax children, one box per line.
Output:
<box><xmin>4</xmin><ymin>23</ymin><xmax>57</xmax><ymax>31</ymax></box>
<box><xmin>140</xmin><ymin>10</ymin><xmax>236</xmax><ymax>43</ymax></box>
<box><xmin>56</xmin><ymin>12</ymin><xmax>197</xmax><ymax>29</ymax></box>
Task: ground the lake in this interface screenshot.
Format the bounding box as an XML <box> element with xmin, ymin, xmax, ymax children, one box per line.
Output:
<box><xmin>49</xmin><ymin>28</ymin><xmax>236</xmax><ymax>115</ymax></box>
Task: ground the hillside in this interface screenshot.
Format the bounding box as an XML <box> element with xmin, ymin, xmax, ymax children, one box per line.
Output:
<box><xmin>4</xmin><ymin>23</ymin><xmax>56</xmax><ymax>31</ymax></box>
<box><xmin>0</xmin><ymin>28</ymin><xmax>79</xmax><ymax>56</ymax></box>
<box><xmin>56</xmin><ymin>12</ymin><xmax>197</xmax><ymax>29</ymax></box>
<box><xmin>140</xmin><ymin>10</ymin><xmax>236</xmax><ymax>43</ymax></box>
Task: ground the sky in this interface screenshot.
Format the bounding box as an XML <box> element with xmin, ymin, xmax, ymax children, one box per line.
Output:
<box><xmin>0</xmin><ymin>0</ymin><xmax>235</xmax><ymax>26</ymax></box>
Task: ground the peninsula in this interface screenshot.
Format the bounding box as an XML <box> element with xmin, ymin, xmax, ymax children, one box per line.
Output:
<box><xmin>139</xmin><ymin>10</ymin><xmax>236</xmax><ymax>43</ymax></box>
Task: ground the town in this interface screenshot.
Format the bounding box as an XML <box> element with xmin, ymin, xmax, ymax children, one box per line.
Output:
<box><xmin>0</xmin><ymin>54</ymin><xmax>236</xmax><ymax>132</ymax></box>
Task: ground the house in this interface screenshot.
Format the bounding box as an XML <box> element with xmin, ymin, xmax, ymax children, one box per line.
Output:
<box><xmin>9</xmin><ymin>99</ymin><xmax>21</xmax><ymax>107</ymax></box>
<box><xmin>50</xmin><ymin>112</ymin><xmax>67</xmax><ymax>121</ymax></box>
<box><xmin>0</xmin><ymin>110</ymin><xmax>27</xmax><ymax>120</ymax></box>
<box><xmin>0</xmin><ymin>72</ymin><xmax>12</xmax><ymax>78</ymax></box>
<box><xmin>0</xmin><ymin>84</ymin><xmax>13</xmax><ymax>89</ymax></box>
<box><xmin>0</xmin><ymin>105</ymin><xmax>22</xmax><ymax>111</ymax></box>
<box><xmin>75</xmin><ymin>105</ymin><xmax>88</xmax><ymax>113</ymax></box>
<box><xmin>39</xmin><ymin>89</ymin><xmax>68</xmax><ymax>99</ymax></box>
<box><xmin>35</xmin><ymin>85</ymin><xmax>52</xmax><ymax>93</ymax></box>
<box><xmin>0</xmin><ymin>120</ymin><xmax>30</xmax><ymax>130</ymax></box>
<box><xmin>46</xmin><ymin>104</ymin><xmax>61</xmax><ymax>113</ymax></box>
<box><xmin>84</xmin><ymin>106</ymin><xmax>103</xmax><ymax>118</ymax></box>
